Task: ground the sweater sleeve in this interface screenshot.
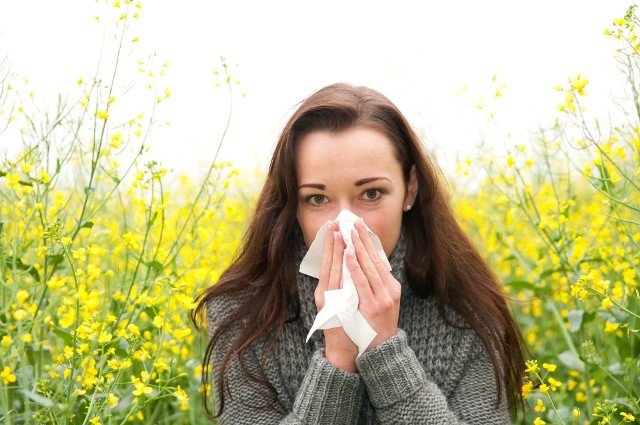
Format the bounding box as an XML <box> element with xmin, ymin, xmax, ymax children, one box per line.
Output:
<box><xmin>354</xmin><ymin>329</ymin><xmax>510</xmax><ymax>425</ymax></box>
<box><xmin>207</xmin><ymin>295</ymin><xmax>365</xmax><ymax>425</ymax></box>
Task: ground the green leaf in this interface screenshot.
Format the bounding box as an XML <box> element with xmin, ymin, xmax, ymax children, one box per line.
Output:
<box><xmin>45</xmin><ymin>253</ymin><xmax>65</xmax><ymax>267</ymax></box>
<box><xmin>607</xmin><ymin>362</ymin><xmax>623</xmax><ymax>375</ymax></box>
<box><xmin>53</xmin><ymin>328</ymin><xmax>74</xmax><ymax>346</ymax></box>
<box><xmin>20</xmin><ymin>389</ymin><xmax>53</xmax><ymax>407</ymax></box>
<box><xmin>558</xmin><ymin>350</ymin><xmax>585</xmax><ymax>372</ymax></box>
<box><xmin>148</xmin><ymin>211</ymin><xmax>158</xmax><ymax>226</ymax></box>
<box><xmin>81</xmin><ymin>221</ymin><xmax>94</xmax><ymax>229</ymax></box>
<box><xmin>118</xmin><ymin>337</ymin><xmax>130</xmax><ymax>352</ymax></box>
<box><xmin>146</xmin><ymin>260</ymin><xmax>163</xmax><ymax>272</ymax></box>
<box><xmin>504</xmin><ymin>280</ymin><xmax>535</xmax><ymax>292</ymax></box>
<box><xmin>567</xmin><ymin>310</ymin><xmax>584</xmax><ymax>333</ymax></box>
<box><xmin>616</xmin><ymin>336</ymin><xmax>631</xmax><ymax>359</ymax></box>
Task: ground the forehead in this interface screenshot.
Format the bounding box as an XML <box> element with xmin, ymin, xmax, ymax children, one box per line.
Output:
<box><xmin>295</xmin><ymin>127</ymin><xmax>402</xmax><ymax>180</ymax></box>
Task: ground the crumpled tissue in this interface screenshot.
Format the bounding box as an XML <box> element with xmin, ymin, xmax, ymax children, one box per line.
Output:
<box><xmin>299</xmin><ymin>210</ymin><xmax>392</xmax><ymax>356</ymax></box>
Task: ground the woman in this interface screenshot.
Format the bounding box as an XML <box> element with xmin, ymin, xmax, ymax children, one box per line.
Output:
<box><xmin>192</xmin><ymin>83</ymin><xmax>526</xmax><ymax>424</ymax></box>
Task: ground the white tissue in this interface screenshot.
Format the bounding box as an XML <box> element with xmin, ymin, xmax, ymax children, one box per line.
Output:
<box><xmin>300</xmin><ymin>210</ymin><xmax>392</xmax><ymax>356</ymax></box>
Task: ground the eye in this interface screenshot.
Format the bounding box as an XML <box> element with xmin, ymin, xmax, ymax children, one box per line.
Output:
<box><xmin>306</xmin><ymin>194</ymin><xmax>327</xmax><ymax>206</ymax></box>
<box><xmin>361</xmin><ymin>188</ymin><xmax>383</xmax><ymax>201</ymax></box>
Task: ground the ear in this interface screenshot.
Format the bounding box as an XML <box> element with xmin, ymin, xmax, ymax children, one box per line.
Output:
<box><xmin>404</xmin><ymin>165</ymin><xmax>419</xmax><ymax>207</ymax></box>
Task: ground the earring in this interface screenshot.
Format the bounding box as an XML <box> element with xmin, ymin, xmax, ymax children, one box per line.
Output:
<box><xmin>403</xmin><ymin>204</ymin><xmax>412</xmax><ymax>211</ymax></box>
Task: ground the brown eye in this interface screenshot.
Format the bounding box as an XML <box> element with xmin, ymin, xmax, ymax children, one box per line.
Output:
<box><xmin>307</xmin><ymin>194</ymin><xmax>327</xmax><ymax>206</ymax></box>
<box><xmin>362</xmin><ymin>189</ymin><xmax>382</xmax><ymax>201</ymax></box>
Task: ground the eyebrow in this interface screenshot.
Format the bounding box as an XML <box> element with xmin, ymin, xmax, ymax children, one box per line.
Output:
<box><xmin>298</xmin><ymin>177</ymin><xmax>390</xmax><ymax>190</ymax></box>
<box><xmin>354</xmin><ymin>176</ymin><xmax>390</xmax><ymax>186</ymax></box>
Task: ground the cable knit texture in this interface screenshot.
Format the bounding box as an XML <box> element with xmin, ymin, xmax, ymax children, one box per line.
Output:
<box><xmin>206</xmin><ymin>231</ymin><xmax>511</xmax><ymax>424</ymax></box>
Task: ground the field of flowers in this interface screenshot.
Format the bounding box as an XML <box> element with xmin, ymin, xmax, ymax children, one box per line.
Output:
<box><xmin>453</xmin><ymin>9</ymin><xmax>639</xmax><ymax>423</ymax></box>
<box><xmin>0</xmin><ymin>1</ymin><xmax>638</xmax><ymax>424</ymax></box>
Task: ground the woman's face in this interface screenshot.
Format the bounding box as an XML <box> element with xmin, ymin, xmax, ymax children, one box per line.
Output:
<box><xmin>295</xmin><ymin>127</ymin><xmax>418</xmax><ymax>256</ymax></box>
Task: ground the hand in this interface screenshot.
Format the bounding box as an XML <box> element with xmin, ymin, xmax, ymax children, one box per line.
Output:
<box><xmin>346</xmin><ymin>219</ymin><xmax>401</xmax><ymax>351</ymax></box>
<box><xmin>315</xmin><ymin>221</ymin><xmax>358</xmax><ymax>372</ymax></box>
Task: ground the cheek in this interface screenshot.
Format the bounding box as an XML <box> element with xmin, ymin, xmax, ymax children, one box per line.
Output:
<box><xmin>297</xmin><ymin>211</ymin><xmax>326</xmax><ymax>248</ymax></box>
<box><xmin>361</xmin><ymin>211</ymin><xmax>403</xmax><ymax>257</ymax></box>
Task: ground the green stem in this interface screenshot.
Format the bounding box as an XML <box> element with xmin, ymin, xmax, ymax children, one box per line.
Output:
<box><xmin>548</xmin><ymin>301</ymin><xmax>594</xmax><ymax>413</ymax></box>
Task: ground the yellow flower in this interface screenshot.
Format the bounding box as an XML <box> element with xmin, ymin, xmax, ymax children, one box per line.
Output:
<box><xmin>20</xmin><ymin>162</ymin><xmax>33</xmax><ymax>173</ymax></box>
<box><xmin>174</xmin><ymin>385</ymin><xmax>189</xmax><ymax>411</ymax></box>
<box><xmin>109</xmin><ymin>132</ymin><xmax>123</xmax><ymax>148</ymax></box>
<box><xmin>533</xmin><ymin>417</ymin><xmax>546</xmax><ymax>425</ymax></box>
<box><xmin>525</xmin><ymin>360</ymin><xmax>539</xmax><ymax>374</ymax></box>
<box><xmin>127</xmin><ymin>323</ymin><xmax>141</xmax><ymax>338</ymax></box>
<box><xmin>547</xmin><ymin>377</ymin><xmax>562</xmax><ymax>391</ymax></box>
<box><xmin>132</xmin><ymin>379</ymin><xmax>153</xmax><ymax>397</ymax></box>
<box><xmin>4</xmin><ymin>173</ymin><xmax>21</xmax><ymax>190</ymax></box>
<box><xmin>1</xmin><ymin>335</ymin><xmax>12</xmax><ymax>348</ymax></box>
<box><xmin>16</xmin><ymin>289</ymin><xmax>30</xmax><ymax>305</ymax></box>
<box><xmin>613</xmin><ymin>18</ymin><xmax>628</xmax><ymax>26</ymax></box>
<box><xmin>107</xmin><ymin>393</ymin><xmax>119</xmax><ymax>407</ymax></box>
<box><xmin>96</xmin><ymin>110</ymin><xmax>109</xmax><ymax>120</ymax></box>
<box><xmin>153</xmin><ymin>315</ymin><xmax>164</xmax><ymax>328</ymax></box>
<box><xmin>38</xmin><ymin>170</ymin><xmax>51</xmax><ymax>183</ymax></box>
<box><xmin>593</xmin><ymin>279</ymin><xmax>610</xmax><ymax>293</ymax></box>
<box><xmin>539</xmin><ymin>384</ymin><xmax>549</xmax><ymax>393</ymax></box>
<box><xmin>76</xmin><ymin>343</ymin><xmax>89</xmax><ymax>354</ymax></box>
<box><xmin>98</xmin><ymin>331</ymin><xmax>113</xmax><ymax>344</ymax></box>
<box><xmin>1</xmin><ymin>366</ymin><xmax>17</xmax><ymax>384</ymax></box>
<box><xmin>534</xmin><ymin>398</ymin><xmax>546</xmax><ymax>412</ymax></box>
<box><xmin>89</xmin><ymin>417</ymin><xmax>101</xmax><ymax>425</ymax></box>
<box><xmin>13</xmin><ymin>309</ymin><xmax>28</xmax><ymax>321</ymax></box>
<box><xmin>601</xmin><ymin>297</ymin><xmax>613</xmax><ymax>309</ymax></box>
<box><xmin>64</xmin><ymin>346</ymin><xmax>74</xmax><ymax>359</ymax></box>
<box><xmin>621</xmin><ymin>412</ymin><xmax>635</xmax><ymax>422</ymax></box>
<box><xmin>542</xmin><ymin>363</ymin><xmax>556</xmax><ymax>372</ymax></box>
<box><xmin>604</xmin><ymin>321</ymin><xmax>620</xmax><ymax>333</ymax></box>
<box><xmin>571</xmin><ymin>73</ymin><xmax>589</xmax><ymax>95</ymax></box>
<box><xmin>72</xmin><ymin>248</ymin><xmax>86</xmax><ymax>262</ymax></box>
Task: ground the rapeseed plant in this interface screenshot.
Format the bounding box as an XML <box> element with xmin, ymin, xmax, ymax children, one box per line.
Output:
<box><xmin>0</xmin><ymin>1</ymin><xmax>250</xmax><ymax>424</ymax></box>
<box><xmin>2</xmin><ymin>2</ymin><xmax>639</xmax><ymax>424</ymax></box>
<box><xmin>455</xmin><ymin>5</ymin><xmax>640</xmax><ymax>423</ymax></box>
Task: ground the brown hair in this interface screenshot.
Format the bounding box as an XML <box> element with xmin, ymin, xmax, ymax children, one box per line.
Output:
<box><xmin>192</xmin><ymin>83</ymin><xmax>526</xmax><ymax>417</ymax></box>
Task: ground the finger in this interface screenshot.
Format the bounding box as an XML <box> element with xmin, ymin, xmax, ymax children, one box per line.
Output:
<box><xmin>317</xmin><ymin>222</ymin><xmax>336</xmax><ymax>306</ymax></box>
<box><xmin>328</xmin><ymin>230</ymin><xmax>344</xmax><ymax>291</ymax></box>
<box><xmin>351</xmin><ymin>225</ymin><xmax>386</xmax><ymax>295</ymax></box>
<box><xmin>355</xmin><ymin>220</ymin><xmax>392</xmax><ymax>276</ymax></box>
<box><xmin>344</xmin><ymin>247</ymin><xmax>374</xmax><ymax>304</ymax></box>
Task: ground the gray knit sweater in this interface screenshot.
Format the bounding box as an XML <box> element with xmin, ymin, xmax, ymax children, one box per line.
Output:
<box><xmin>206</xmin><ymin>235</ymin><xmax>510</xmax><ymax>424</ymax></box>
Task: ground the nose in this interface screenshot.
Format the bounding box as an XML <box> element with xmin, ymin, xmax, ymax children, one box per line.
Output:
<box><xmin>336</xmin><ymin>200</ymin><xmax>356</xmax><ymax>216</ymax></box>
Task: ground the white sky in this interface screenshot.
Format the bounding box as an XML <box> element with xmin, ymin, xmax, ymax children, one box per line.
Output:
<box><xmin>0</xmin><ymin>0</ymin><xmax>633</xmax><ymax>176</ymax></box>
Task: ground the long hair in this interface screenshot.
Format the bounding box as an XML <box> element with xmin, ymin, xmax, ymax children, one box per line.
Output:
<box><xmin>191</xmin><ymin>83</ymin><xmax>526</xmax><ymax>417</ymax></box>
